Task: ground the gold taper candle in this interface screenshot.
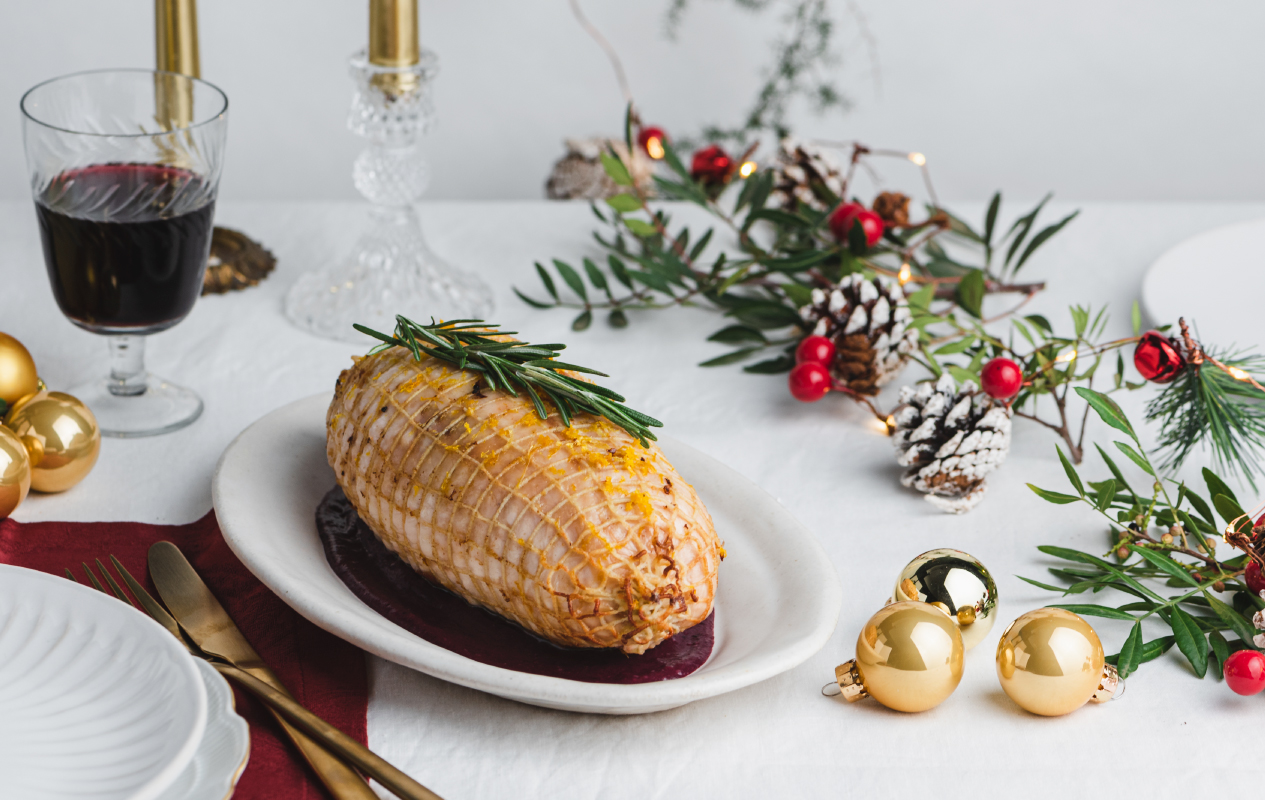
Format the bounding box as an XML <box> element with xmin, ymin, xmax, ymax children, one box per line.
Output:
<box><xmin>156</xmin><ymin>0</ymin><xmax>200</xmax><ymax>77</ymax></box>
<box><xmin>369</xmin><ymin>0</ymin><xmax>419</xmax><ymax>67</ymax></box>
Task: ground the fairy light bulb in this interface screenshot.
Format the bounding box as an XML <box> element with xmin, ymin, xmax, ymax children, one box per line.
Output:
<box><xmin>898</xmin><ymin>262</ymin><xmax>911</xmax><ymax>285</ymax></box>
<box><xmin>996</xmin><ymin>608</ymin><xmax>1119</xmax><ymax>716</ymax></box>
<box><xmin>1056</xmin><ymin>349</ymin><xmax>1078</xmax><ymax>363</ymax></box>
<box><xmin>1229</xmin><ymin>366</ymin><xmax>1250</xmax><ymax>381</ymax></box>
<box><xmin>893</xmin><ymin>549</ymin><xmax>997</xmax><ymax>650</ymax></box>
<box><xmin>908</xmin><ymin>152</ymin><xmax>926</xmax><ymax>166</ymax></box>
<box><xmin>738</xmin><ymin>160</ymin><xmax>757</xmax><ymax>178</ymax></box>
<box><xmin>831</xmin><ymin>601</ymin><xmax>964</xmax><ymax>712</ymax></box>
<box><xmin>645</xmin><ymin>136</ymin><xmax>665</xmax><ymax>160</ymax></box>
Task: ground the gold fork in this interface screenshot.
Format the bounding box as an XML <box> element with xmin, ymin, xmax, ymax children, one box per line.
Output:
<box><xmin>67</xmin><ymin>557</ymin><xmax>443</xmax><ymax>800</ymax></box>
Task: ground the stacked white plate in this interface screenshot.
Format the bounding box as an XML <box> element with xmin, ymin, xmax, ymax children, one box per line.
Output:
<box><xmin>0</xmin><ymin>564</ymin><xmax>250</xmax><ymax>800</ymax></box>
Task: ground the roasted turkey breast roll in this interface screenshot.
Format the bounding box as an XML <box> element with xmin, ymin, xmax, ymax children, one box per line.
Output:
<box><xmin>327</xmin><ymin>348</ymin><xmax>721</xmax><ymax>654</ymax></box>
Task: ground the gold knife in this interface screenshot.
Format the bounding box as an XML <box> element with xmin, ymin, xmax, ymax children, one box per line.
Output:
<box><xmin>149</xmin><ymin>541</ymin><xmax>380</xmax><ymax>800</ymax></box>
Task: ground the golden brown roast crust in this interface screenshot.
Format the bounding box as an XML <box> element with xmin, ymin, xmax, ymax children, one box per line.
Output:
<box><xmin>326</xmin><ymin>348</ymin><xmax>720</xmax><ymax>654</ymax></box>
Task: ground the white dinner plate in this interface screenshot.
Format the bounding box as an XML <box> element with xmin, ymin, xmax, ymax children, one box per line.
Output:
<box><xmin>0</xmin><ymin>565</ymin><xmax>208</xmax><ymax>800</ymax></box>
<box><xmin>157</xmin><ymin>660</ymin><xmax>250</xmax><ymax>800</ymax></box>
<box><xmin>214</xmin><ymin>393</ymin><xmax>841</xmax><ymax>715</ymax></box>
<box><xmin>1141</xmin><ymin>217</ymin><xmax>1265</xmax><ymax>349</ymax></box>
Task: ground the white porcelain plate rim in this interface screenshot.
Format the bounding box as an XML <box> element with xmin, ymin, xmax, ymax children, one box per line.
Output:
<box><xmin>213</xmin><ymin>393</ymin><xmax>841</xmax><ymax>715</ymax></box>
<box><xmin>0</xmin><ymin>564</ymin><xmax>208</xmax><ymax>800</ymax></box>
<box><xmin>155</xmin><ymin>659</ymin><xmax>250</xmax><ymax>800</ymax></box>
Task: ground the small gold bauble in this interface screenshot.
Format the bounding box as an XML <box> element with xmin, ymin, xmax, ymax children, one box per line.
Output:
<box><xmin>0</xmin><ymin>332</ymin><xmax>39</xmax><ymax>407</ymax></box>
<box><xmin>0</xmin><ymin>425</ymin><xmax>31</xmax><ymax>517</ymax></box>
<box><xmin>4</xmin><ymin>391</ymin><xmax>101</xmax><ymax>493</ymax></box>
<box><xmin>996</xmin><ymin>607</ymin><xmax>1119</xmax><ymax>716</ymax></box>
<box><xmin>834</xmin><ymin>601</ymin><xmax>964</xmax><ymax>713</ymax></box>
<box><xmin>894</xmin><ymin>548</ymin><xmax>998</xmax><ymax>650</ymax></box>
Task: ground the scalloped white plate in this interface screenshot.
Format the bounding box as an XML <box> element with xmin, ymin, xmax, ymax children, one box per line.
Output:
<box><xmin>214</xmin><ymin>393</ymin><xmax>841</xmax><ymax>715</ymax></box>
<box><xmin>0</xmin><ymin>565</ymin><xmax>207</xmax><ymax>800</ymax></box>
<box><xmin>157</xmin><ymin>660</ymin><xmax>250</xmax><ymax>800</ymax></box>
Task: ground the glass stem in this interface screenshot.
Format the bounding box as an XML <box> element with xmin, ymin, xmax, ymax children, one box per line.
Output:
<box><xmin>107</xmin><ymin>335</ymin><xmax>148</xmax><ymax>397</ymax></box>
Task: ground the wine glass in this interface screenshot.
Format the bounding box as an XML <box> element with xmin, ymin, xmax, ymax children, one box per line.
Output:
<box><xmin>20</xmin><ymin>69</ymin><xmax>228</xmax><ymax>437</ymax></box>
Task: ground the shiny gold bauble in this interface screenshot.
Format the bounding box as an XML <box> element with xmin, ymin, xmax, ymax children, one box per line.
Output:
<box><xmin>894</xmin><ymin>548</ymin><xmax>998</xmax><ymax>650</ymax></box>
<box><xmin>0</xmin><ymin>425</ymin><xmax>31</xmax><ymax>517</ymax></box>
<box><xmin>835</xmin><ymin>601</ymin><xmax>964</xmax><ymax>712</ymax></box>
<box><xmin>4</xmin><ymin>391</ymin><xmax>100</xmax><ymax>493</ymax></box>
<box><xmin>996</xmin><ymin>607</ymin><xmax>1119</xmax><ymax>716</ymax></box>
<box><xmin>0</xmin><ymin>332</ymin><xmax>39</xmax><ymax>407</ymax></box>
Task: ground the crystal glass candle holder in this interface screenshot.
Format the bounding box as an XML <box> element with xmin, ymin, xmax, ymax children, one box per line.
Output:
<box><xmin>286</xmin><ymin>49</ymin><xmax>492</xmax><ymax>342</ymax></box>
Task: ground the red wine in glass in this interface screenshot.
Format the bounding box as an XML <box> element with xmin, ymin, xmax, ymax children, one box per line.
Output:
<box><xmin>35</xmin><ymin>163</ymin><xmax>215</xmax><ymax>334</ymax></box>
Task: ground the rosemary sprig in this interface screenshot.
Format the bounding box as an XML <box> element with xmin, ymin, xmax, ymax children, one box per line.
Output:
<box><xmin>353</xmin><ymin>316</ymin><xmax>663</xmax><ymax>446</ymax></box>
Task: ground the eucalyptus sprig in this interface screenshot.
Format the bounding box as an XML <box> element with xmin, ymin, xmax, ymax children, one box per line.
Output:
<box><xmin>354</xmin><ymin>316</ymin><xmax>663</xmax><ymax>446</ymax></box>
<box><xmin>1025</xmin><ymin>389</ymin><xmax>1263</xmax><ymax>680</ymax></box>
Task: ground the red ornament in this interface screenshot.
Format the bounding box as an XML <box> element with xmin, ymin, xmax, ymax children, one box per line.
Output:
<box><xmin>1134</xmin><ymin>331</ymin><xmax>1185</xmax><ymax>383</ymax></box>
<box><xmin>980</xmin><ymin>357</ymin><xmax>1024</xmax><ymax>399</ymax></box>
<box><xmin>828</xmin><ymin>203</ymin><xmax>884</xmax><ymax>247</ymax></box>
<box><xmin>1225</xmin><ymin>650</ymin><xmax>1265</xmax><ymax>696</ymax></box>
<box><xmin>795</xmin><ymin>335</ymin><xmax>836</xmax><ymax>367</ymax></box>
<box><xmin>1246</xmin><ymin>560</ymin><xmax>1265</xmax><ymax>599</ymax></box>
<box><xmin>789</xmin><ymin>362</ymin><xmax>831</xmax><ymax>402</ymax></box>
<box><xmin>637</xmin><ymin>126</ymin><xmax>667</xmax><ymax>160</ymax></box>
<box><xmin>691</xmin><ymin>145</ymin><xmax>734</xmax><ymax>186</ymax></box>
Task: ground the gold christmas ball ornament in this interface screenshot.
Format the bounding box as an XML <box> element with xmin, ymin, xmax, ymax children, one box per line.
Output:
<box><xmin>4</xmin><ymin>391</ymin><xmax>100</xmax><ymax>493</ymax></box>
<box><xmin>831</xmin><ymin>601</ymin><xmax>964</xmax><ymax>713</ymax></box>
<box><xmin>995</xmin><ymin>607</ymin><xmax>1120</xmax><ymax>716</ymax></box>
<box><xmin>0</xmin><ymin>332</ymin><xmax>39</xmax><ymax>408</ymax></box>
<box><xmin>893</xmin><ymin>548</ymin><xmax>998</xmax><ymax>650</ymax></box>
<box><xmin>0</xmin><ymin>425</ymin><xmax>31</xmax><ymax>518</ymax></box>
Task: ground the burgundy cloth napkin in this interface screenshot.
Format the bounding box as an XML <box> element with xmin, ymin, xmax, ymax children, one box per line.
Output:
<box><xmin>0</xmin><ymin>510</ymin><xmax>369</xmax><ymax>800</ymax></box>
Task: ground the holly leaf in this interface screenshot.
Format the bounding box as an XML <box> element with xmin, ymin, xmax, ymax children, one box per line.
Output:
<box><xmin>1051</xmin><ymin>604</ymin><xmax>1137</xmax><ymax>621</ymax></box>
<box><xmin>623</xmin><ymin>218</ymin><xmax>658</xmax><ymax>238</ymax></box>
<box><xmin>1027</xmin><ymin>484</ymin><xmax>1082</xmax><ymax>504</ymax></box>
<box><xmin>1076</xmin><ymin>388</ymin><xmax>1135</xmax><ymax>438</ymax></box>
<box><xmin>1115</xmin><ymin>621</ymin><xmax>1144</xmax><ymax>678</ymax></box>
<box><xmin>707</xmin><ymin>325</ymin><xmax>767</xmax><ymax>345</ymax></box>
<box><xmin>600</xmin><ymin>151</ymin><xmax>633</xmax><ymax>186</ymax></box>
<box><xmin>955</xmin><ymin>269</ymin><xmax>986</xmax><ymax>318</ymax></box>
<box><xmin>1057</xmin><ymin>446</ymin><xmax>1085</xmax><ymax>496</ymax></box>
<box><xmin>1169</xmin><ymin>605</ymin><xmax>1209</xmax><ymax>677</ymax></box>
<box><xmin>605</xmin><ymin>193</ymin><xmax>643</xmax><ymax>213</ymax></box>
<box><xmin>553</xmin><ymin>260</ymin><xmax>587</xmax><ymax>301</ymax></box>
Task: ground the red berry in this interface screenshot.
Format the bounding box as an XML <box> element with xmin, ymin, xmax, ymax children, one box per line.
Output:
<box><xmin>637</xmin><ymin>126</ymin><xmax>667</xmax><ymax>159</ymax></box>
<box><xmin>1134</xmin><ymin>331</ymin><xmax>1185</xmax><ymax>383</ymax></box>
<box><xmin>795</xmin><ymin>335</ymin><xmax>836</xmax><ymax>367</ymax></box>
<box><xmin>1246</xmin><ymin>560</ymin><xmax>1265</xmax><ymax>599</ymax></box>
<box><xmin>789</xmin><ymin>362</ymin><xmax>831</xmax><ymax>402</ymax></box>
<box><xmin>691</xmin><ymin>145</ymin><xmax>734</xmax><ymax>186</ymax></box>
<box><xmin>1225</xmin><ymin>650</ymin><xmax>1265</xmax><ymax>696</ymax></box>
<box><xmin>828</xmin><ymin>203</ymin><xmax>884</xmax><ymax>247</ymax></box>
<box><xmin>980</xmin><ymin>357</ymin><xmax>1024</xmax><ymax>399</ymax></box>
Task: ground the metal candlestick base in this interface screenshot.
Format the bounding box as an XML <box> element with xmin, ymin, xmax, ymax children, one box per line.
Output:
<box><xmin>286</xmin><ymin>49</ymin><xmax>492</xmax><ymax>343</ymax></box>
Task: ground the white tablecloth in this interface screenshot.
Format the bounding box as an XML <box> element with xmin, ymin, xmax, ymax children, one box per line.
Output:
<box><xmin>6</xmin><ymin>199</ymin><xmax>1264</xmax><ymax>798</ymax></box>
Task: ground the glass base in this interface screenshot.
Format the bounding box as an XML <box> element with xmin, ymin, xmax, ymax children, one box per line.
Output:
<box><xmin>70</xmin><ymin>373</ymin><xmax>203</xmax><ymax>438</ymax></box>
<box><xmin>285</xmin><ymin>208</ymin><xmax>493</xmax><ymax>344</ymax></box>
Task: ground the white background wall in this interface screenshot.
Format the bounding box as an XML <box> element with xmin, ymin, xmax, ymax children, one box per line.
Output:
<box><xmin>2</xmin><ymin>1</ymin><xmax>1264</xmax><ymax>204</ymax></box>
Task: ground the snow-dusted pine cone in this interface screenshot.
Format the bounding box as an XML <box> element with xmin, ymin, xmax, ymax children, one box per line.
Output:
<box><xmin>799</xmin><ymin>274</ymin><xmax>918</xmax><ymax>395</ymax></box>
<box><xmin>771</xmin><ymin>137</ymin><xmax>846</xmax><ymax>212</ymax></box>
<box><xmin>891</xmin><ymin>374</ymin><xmax>1012</xmax><ymax>514</ymax></box>
<box><xmin>545</xmin><ymin>138</ymin><xmax>654</xmax><ymax>200</ymax></box>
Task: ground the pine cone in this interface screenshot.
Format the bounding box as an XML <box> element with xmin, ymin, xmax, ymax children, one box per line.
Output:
<box><xmin>771</xmin><ymin>137</ymin><xmax>846</xmax><ymax>212</ymax></box>
<box><xmin>872</xmin><ymin>192</ymin><xmax>910</xmax><ymax>227</ymax></box>
<box><xmin>545</xmin><ymin>138</ymin><xmax>653</xmax><ymax>200</ymax></box>
<box><xmin>890</xmin><ymin>374</ymin><xmax>1012</xmax><ymax>514</ymax></box>
<box><xmin>799</xmin><ymin>274</ymin><xmax>918</xmax><ymax>395</ymax></box>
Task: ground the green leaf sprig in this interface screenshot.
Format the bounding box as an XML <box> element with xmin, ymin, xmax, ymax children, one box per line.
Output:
<box><xmin>1025</xmin><ymin>389</ymin><xmax>1264</xmax><ymax>680</ymax></box>
<box><xmin>353</xmin><ymin>316</ymin><xmax>663</xmax><ymax>446</ymax></box>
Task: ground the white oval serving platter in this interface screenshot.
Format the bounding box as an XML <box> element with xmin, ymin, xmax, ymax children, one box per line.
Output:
<box><xmin>214</xmin><ymin>393</ymin><xmax>841</xmax><ymax>715</ymax></box>
<box><xmin>0</xmin><ymin>564</ymin><xmax>208</xmax><ymax>800</ymax></box>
